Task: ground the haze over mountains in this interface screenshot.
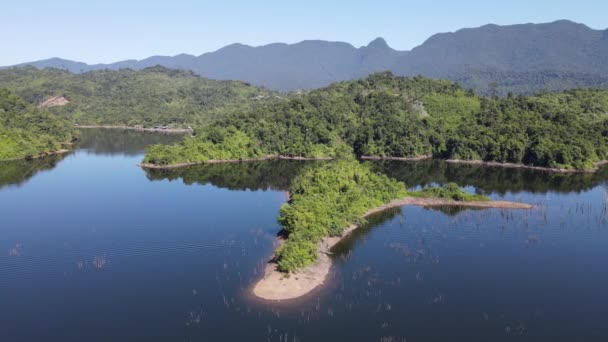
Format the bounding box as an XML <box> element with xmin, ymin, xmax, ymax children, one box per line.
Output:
<box><xmin>7</xmin><ymin>20</ymin><xmax>608</xmax><ymax>94</ymax></box>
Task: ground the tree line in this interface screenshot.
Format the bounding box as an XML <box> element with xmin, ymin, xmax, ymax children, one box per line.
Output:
<box><xmin>145</xmin><ymin>72</ymin><xmax>608</xmax><ymax>170</ymax></box>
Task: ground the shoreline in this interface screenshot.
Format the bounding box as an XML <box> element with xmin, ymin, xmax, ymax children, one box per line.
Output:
<box><xmin>140</xmin><ymin>155</ymin><xmax>334</xmax><ymax>169</ymax></box>
<box><xmin>252</xmin><ymin>196</ymin><xmax>532</xmax><ymax>301</ymax></box>
<box><xmin>361</xmin><ymin>155</ymin><xmax>607</xmax><ymax>173</ymax></box>
<box><xmin>76</xmin><ymin>125</ymin><xmax>194</xmax><ymax>134</ymax></box>
<box><xmin>0</xmin><ymin>149</ymin><xmax>70</xmax><ymax>162</ymax></box>
<box><xmin>445</xmin><ymin>159</ymin><xmax>608</xmax><ymax>173</ymax></box>
<box><xmin>141</xmin><ymin>155</ymin><xmax>608</xmax><ymax>173</ymax></box>
<box><xmin>361</xmin><ymin>155</ymin><xmax>432</xmax><ymax>161</ymax></box>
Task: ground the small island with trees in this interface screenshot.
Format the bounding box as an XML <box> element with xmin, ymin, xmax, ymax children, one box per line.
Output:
<box><xmin>251</xmin><ymin>161</ymin><xmax>531</xmax><ymax>300</ymax></box>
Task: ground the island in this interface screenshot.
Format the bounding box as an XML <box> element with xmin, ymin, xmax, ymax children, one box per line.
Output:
<box><xmin>250</xmin><ymin>161</ymin><xmax>532</xmax><ymax>300</ymax></box>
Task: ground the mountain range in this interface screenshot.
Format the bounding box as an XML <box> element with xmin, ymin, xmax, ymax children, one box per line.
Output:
<box><xmin>6</xmin><ymin>20</ymin><xmax>608</xmax><ymax>94</ymax></box>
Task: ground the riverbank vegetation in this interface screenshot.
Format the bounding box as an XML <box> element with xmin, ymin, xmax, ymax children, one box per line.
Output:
<box><xmin>0</xmin><ymin>89</ymin><xmax>77</xmax><ymax>160</ymax></box>
<box><xmin>144</xmin><ymin>72</ymin><xmax>607</xmax><ymax>170</ymax></box>
<box><xmin>143</xmin><ymin>127</ymin><xmax>269</xmax><ymax>165</ymax></box>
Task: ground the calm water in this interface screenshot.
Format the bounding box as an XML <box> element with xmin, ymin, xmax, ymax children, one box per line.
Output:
<box><xmin>1</xmin><ymin>129</ymin><xmax>607</xmax><ymax>342</ymax></box>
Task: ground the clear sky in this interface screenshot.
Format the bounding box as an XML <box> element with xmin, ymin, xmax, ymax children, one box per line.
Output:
<box><xmin>2</xmin><ymin>0</ymin><xmax>606</xmax><ymax>65</ymax></box>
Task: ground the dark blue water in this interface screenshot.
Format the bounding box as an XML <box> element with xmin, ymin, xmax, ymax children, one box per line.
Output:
<box><xmin>1</xmin><ymin>129</ymin><xmax>607</xmax><ymax>341</ymax></box>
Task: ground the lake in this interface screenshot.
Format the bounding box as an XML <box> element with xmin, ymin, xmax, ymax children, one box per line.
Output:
<box><xmin>1</xmin><ymin>129</ymin><xmax>607</xmax><ymax>341</ymax></box>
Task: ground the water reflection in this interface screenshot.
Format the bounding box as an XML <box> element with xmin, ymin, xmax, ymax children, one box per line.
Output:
<box><xmin>2</xmin><ymin>129</ymin><xmax>608</xmax><ymax>341</ymax></box>
<box><xmin>144</xmin><ymin>160</ymin><xmax>321</xmax><ymax>191</ymax></box>
<box><xmin>76</xmin><ymin>128</ymin><xmax>185</xmax><ymax>156</ymax></box>
<box><xmin>332</xmin><ymin>208</ymin><xmax>403</xmax><ymax>257</ymax></box>
<box><xmin>0</xmin><ymin>154</ymin><xmax>67</xmax><ymax>189</ymax></box>
<box><xmin>369</xmin><ymin>160</ymin><xmax>608</xmax><ymax>194</ymax></box>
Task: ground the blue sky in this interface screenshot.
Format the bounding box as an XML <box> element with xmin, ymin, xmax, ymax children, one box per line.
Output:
<box><xmin>2</xmin><ymin>0</ymin><xmax>606</xmax><ymax>65</ymax></box>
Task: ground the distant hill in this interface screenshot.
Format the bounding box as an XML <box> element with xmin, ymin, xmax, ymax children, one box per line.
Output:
<box><xmin>394</xmin><ymin>20</ymin><xmax>608</xmax><ymax>94</ymax></box>
<box><xmin>11</xmin><ymin>38</ymin><xmax>406</xmax><ymax>92</ymax></box>
<box><xmin>0</xmin><ymin>66</ymin><xmax>272</xmax><ymax>127</ymax></box>
<box><xmin>4</xmin><ymin>20</ymin><xmax>608</xmax><ymax>94</ymax></box>
<box><xmin>143</xmin><ymin>72</ymin><xmax>608</xmax><ymax>171</ymax></box>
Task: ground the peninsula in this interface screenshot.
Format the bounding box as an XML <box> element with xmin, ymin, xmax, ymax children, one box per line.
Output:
<box><xmin>251</xmin><ymin>163</ymin><xmax>532</xmax><ymax>300</ymax></box>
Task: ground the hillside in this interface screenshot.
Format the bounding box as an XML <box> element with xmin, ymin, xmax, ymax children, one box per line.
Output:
<box><xmin>144</xmin><ymin>72</ymin><xmax>608</xmax><ymax>171</ymax></box>
<box><xmin>0</xmin><ymin>66</ymin><xmax>273</xmax><ymax>127</ymax></box>
<box><xmin>394</xmin><ymin>20</ymin><xmax>608</xmax><ymax>94</ymax></box>
<box><xmin>0</xmin><ymin>89</ymin><xmax>77</xmax><ymax>160</ymax></box>
<box><xmin>7</xmin><ymin>20</ymin><xmax>608</xmax><ymax>94</ymax></box>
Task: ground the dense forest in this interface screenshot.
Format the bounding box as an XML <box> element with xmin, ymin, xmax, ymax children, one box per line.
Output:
<box><xmin>145</xmin><ymin>72</ymin><xmax>608</xmax><ymax>171</ymax></box>
<box><xmin>275</xmin><ymin>161</ymin><xmax>407</xmax><ymax>272</ymax></box>
<box><xmin>274</xmin><ymin>161</ymin><xmax>492</xmax><ymax>272</ymax></box>
<box><xmin>0</xmin><ymin>89</ymin><xmax>77</xmax><ymax>161</ymax></box>
<box><xmin>0</xmin><ymin>66</ymin><xmax>274</xmax><ymax>127</ymax></box>
<box><xmin>1</xmin><ymin>67</ymin><xmax>606</xmax><ymax>170</ymax></box>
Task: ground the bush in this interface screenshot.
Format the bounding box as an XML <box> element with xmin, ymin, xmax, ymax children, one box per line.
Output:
<box><xmin>409</xmin><ymin>182</ymin><xmax>489</xmax><ymax>202</ymax></box>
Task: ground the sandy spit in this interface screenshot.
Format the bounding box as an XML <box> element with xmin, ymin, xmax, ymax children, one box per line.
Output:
<box><xmin>252</xmin><ymin>196</ymin><xmax>532</xmax><ymax>301</ymax></box>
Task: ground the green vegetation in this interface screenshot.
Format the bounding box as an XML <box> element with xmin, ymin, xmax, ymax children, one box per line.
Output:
<box><xmin>144</xmin><ymin>72</ymin><xmax>607</xmax><ymax>170</ymax></box>
<box><xmin>143</xmin><ymin>127</ymin><xmax>268</xmax><ymax>165</ymax></box>
<box><xmin>144</xmin><ymin>160</ymin><xmax>313</xmax><ymax>192</ymax></box>
<box><xmin>274</xmin><ymin>161</ymin><xmax>407</xmax><ymax>272</ymax></box>
<box><xmin>273</xmin><ymin>161</ymin><xmax>494</xmax><ymax>273</ymax></box>
<box><xmin>0</xmin><ymin>66</ymin><xmax>273</xmax><ymax>127</ymax></box>
<box><xmin>2</xmin><ymin>68</ymin><xmax>605</xmax><ymax>170</ymax></box>
<box><xmin>0</xmin><ymin>89</ymin><xmax>77</xmax><ymax>160</ymax></box>
<box><xmin>409</xmin><ymin>182</ymin><xmax>489</xmax><ymax>202</ymax></box>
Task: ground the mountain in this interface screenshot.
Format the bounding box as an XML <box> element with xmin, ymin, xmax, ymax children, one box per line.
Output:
<box><xmin>11</xmin><ymin>38</ymin><xmax>406</xmax><ymax>92</ymax></box>
<box><xmin>395</xmin><ymin>20</ymin><xmax>608</xmax><ymax>94</ymax></box>
<box><xmin>5</xmin><ymin>20</ymin><xmax>608</xmax><ymax>94</ymax></box>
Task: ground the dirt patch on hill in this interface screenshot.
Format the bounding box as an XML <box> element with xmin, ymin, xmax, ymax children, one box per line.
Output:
<box><xmin>39</xmin><ymin>96</ymin><xmax>69</xmax><ymax>108</ymax></box>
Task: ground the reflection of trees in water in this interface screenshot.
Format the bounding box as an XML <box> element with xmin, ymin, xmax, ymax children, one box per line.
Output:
<box><xmin>330</xmin><ymin>208</ymin><xmax>403</xmax><ymax>258</ymax></box>
<box><xmin>330</xmin><ymin>205</ymin><xmax>485</xmax><ymax>261</ymax></box>
<box><xmin>369</xmin><ymin>160</ymin><xmax>608</xmax><ymax>195</ymax></box>
<box><xmin>76</xmin><ymin>128</ymin><xmax>185</xmax><ymax>156</ymax></box>
<box><xmin>145</xmin><ymin>160</ymin><xmax>320</xmax><ymax>192</ymax></box>
<box><xmin>0</xmin><ymin>154</ymin><xmax>67</xmax><ymax>189</ymax></box>
<box><xmin>145</xmin><ymin>159</ymin><xmax>608</xmax><ymax>195</ymax></box>
<box><xmin>423</xmin><ymin>205</ymin><xmax>486</xmax><ymax>216</ymax></box>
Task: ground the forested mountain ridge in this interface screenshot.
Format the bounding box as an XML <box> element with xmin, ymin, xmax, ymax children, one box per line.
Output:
<box><xmin>7</xmin><ymin>20</ymin><xmax>608</xmax><ymax>95</ymax></box>
<box><xmin>395</xmin><ymin>20</ymin><xmax>608</xmax><ymax>95</ymax></box>
<box><xmin>0</xmin><ymin>89</ymin><xmax>77</xmax><ymax>160</ymax></box>
<box><xmin>0</xmin><ymin>66</ymin><xmax>274</xmax><ymax>127</ymax></box>
<box><xmin>144</xmin><ymin>72</ymin><xmax>608</xmax><ymax>171</ymax></box>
